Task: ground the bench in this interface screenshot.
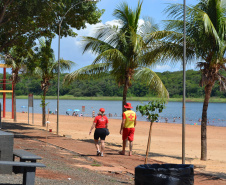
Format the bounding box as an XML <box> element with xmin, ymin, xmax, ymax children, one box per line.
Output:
<box><xmin>13</xmin><ymin>149</ymin><xmax>42</xmax><ymax>162</ymax></box>
<box><xmin>0</xmin><ymin>161</ymin><xmax>46</xmax><ymax>185</ymax></box>
<box><xmin>13</xmin><ymin>149</ymin><xmax>42</xmax><ymax>174</ymax></box>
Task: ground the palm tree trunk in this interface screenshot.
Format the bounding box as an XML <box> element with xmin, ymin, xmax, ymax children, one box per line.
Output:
<box><xmin>13</xmin><ymin>82</ymin><xmax>17</xmax><ymax>122</ymax></box>
<box><xmin>201</xmin><ymin>83</ymin><xmax>214</xmax><ymax>161</ymax></box>
<box><xmin>42</xmin><ymin>90</ymin><xmax>46</xmax><ymax>127</ymax></box>
<box><xmin>122</xmin><ymin>77</ymin><xmax>129</xmax><ymax>113</ymax></box>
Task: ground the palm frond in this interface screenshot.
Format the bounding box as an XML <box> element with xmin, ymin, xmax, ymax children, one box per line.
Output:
<box><xmin>82</xmin><ymin>36</ymin><xmax>115</xmax><ymax>55</ymax></box>
<box><xmin>134</xmin><ymin>68</ymin><xmax>169</xmax><ymax>99</ymax></box>
<box><xmin>92</xmin><ymin>48</ymin><xmax>127</xmax><ymax>66</ymax></box>
<box><xmin>64</xmin><ymin>63</ymin><xmax>111</xmax><ymax>84</ymax></box>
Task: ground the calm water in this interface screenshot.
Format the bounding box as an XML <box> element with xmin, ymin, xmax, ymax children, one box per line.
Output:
<box><xmin>1</xmin><ymin>99</ymin><xmax>225</xmax><ymax>127</ymax></box>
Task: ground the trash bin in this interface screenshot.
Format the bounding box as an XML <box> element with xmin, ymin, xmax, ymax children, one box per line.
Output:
<box><xmin>135</xmin><ymin>164</ymin><xmax>194</xmax><ymax>185</ymax></box>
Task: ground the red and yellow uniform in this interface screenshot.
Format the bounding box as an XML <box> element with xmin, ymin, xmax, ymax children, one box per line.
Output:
<box><xmin>122</xmin><ymin>110</ymin><xmax>137</xmax><ymax>141</ymax></box>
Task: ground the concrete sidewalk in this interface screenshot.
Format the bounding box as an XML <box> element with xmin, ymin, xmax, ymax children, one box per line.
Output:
<box><xmin>2</xmin><ymin>121</ymin><xmax>226</xmax><ymax>185</ymax></box>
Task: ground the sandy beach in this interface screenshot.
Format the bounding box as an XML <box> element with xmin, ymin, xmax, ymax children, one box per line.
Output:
<box><xmin>3</xmin><ymin>111</ymin><xmax>226</xmax><ymax>177</ymax></box>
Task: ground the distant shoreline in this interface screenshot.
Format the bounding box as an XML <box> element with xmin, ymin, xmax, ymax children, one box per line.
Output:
<box><xmin>0</xmin><ymin>95</ymin><xmax>226</xmax><ymax>103</ymax></box>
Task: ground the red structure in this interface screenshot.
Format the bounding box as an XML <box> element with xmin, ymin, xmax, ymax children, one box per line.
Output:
<box><xmin>0</xmin><ymin>64</ymin><xmax>14</xmax><ymax>119</ymax></box>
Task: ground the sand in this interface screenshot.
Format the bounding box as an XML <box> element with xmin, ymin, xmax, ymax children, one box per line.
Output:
<box><xmin>3</xmin><ymin>111</ymin><xmax>226</xmax><ymax>176</ymax></box>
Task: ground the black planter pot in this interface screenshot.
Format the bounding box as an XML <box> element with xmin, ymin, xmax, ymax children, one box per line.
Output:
<box><xmin>135</xmin><ymin>164</ymin><xmax>194</xmax><ymax>185</ymax></box>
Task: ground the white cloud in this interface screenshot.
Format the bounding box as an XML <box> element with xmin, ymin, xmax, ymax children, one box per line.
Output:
<box><xmin>154</xmin><ymin>65</ymin><xmax>174</xmax><ymax>72</ymax></box>
<box><xmin>52</xmin><ymin>18</ymin><xmax>197</xmax><ymax>73</ymax></box>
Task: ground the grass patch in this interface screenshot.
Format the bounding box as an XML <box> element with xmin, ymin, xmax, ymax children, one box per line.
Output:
<box><xmin>91</xmin><ymin>161</ymin><xmax>101</xmax><ymax>167</ymax></box>
<box><xmin>1</xmin><ymin>95</ymin><xmax>226</xmax><ymax>103</ymax></box>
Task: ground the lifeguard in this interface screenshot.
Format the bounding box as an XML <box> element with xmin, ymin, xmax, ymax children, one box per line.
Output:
<box><xmin>119</xmin><ymin>102</ymin><xmax>137</xmax><ymax>156</ymax></box>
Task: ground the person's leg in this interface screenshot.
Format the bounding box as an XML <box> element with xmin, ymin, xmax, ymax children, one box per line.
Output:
<box><xmin>129</xmin><ymin>141</ymin><xmax>133</xmax><ymax>156</ymax></box>
<box><xmin>94</xmin><ymin>139</ymin><xmax>100</xmax><ymax>152</ymax></box>
<box><xmin>122</xmin><ymin>139</ymin><xmax>126</xmax><ymax>154</ymax></box>
<box><xmin>128</xmin><ymin>128</ymin><xmax>135</xmax><ymax>156</ymax></box>
<box><xmin>119</xmin><ymin>128</ymin><xmax>128</xmax><ymax>155</ymax></box>
<box><xmin>94</xmin><ymin>129</ymin><xmax>101</xmax><ymax>155</ymax></box>
<box><xmin>100</xmin><ymin>140</ymin><xmax>105</xmax><ymax>156</ymax></box>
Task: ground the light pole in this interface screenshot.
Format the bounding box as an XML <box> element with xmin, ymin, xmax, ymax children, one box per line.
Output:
<box><xmin>57</xmin><ymin>0</ymin><xmax>98</xmax><ymax>135</ymax></box>
<box><xmin>182</xmin><ymin>0</ymin><xmax>186</xmax><ymax>164</ymax></box>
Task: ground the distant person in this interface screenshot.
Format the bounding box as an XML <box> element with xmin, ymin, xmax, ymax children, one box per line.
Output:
<box><xmin>66</xmin><ymin>111</ymin><xmax>69</xmax><ymax>116</ymax></box>
<box><xmin>55</xmin><ymin>109</ymin><xmax>57</xmax><ymax>114</ymax></box>
<box><xmin>80</xmin><ymin>113</ymin><xmax>83</xmax><ymax>117</ymax></box>
<box><xmin>173</xmin><ymin>117</ymin><xmax>176</xmax><ymax>122</ymax></box>
<box><xmin>165</xmin><ymin>117</ymin><xmax>168</xmax><ymax>123</ymax></box>
<box><xmin>119</xmin><ymin>102</ymin><xmax>137</xmax><ymax>156</ymax></box>
<box><xmin>92</xmin><ymin>110</ymin><xmax>95</xmax><ymax>118</ymax></box>
<box><xmin>75</xmin><ymin>111</ymin><xmax>78</xmax><ymax>117</ymax></box>
<box><xmin>72</xmin><ymin>112</ymin><xmax>76</xmax><ymax>116</ymax></box>
<box><xmin>89</xmin><ymin>108</ymin><xmax>109</xmax><ymax>157</ymax></box>
<box><xmin>198</xmin><ymin>118</ymin><xmax>201</xmax><ymax>122</ymax></box>
<box><xmin>114</xmin><ymin>113</ymin><xmax>117</xmax><ymax>117</ymax></box>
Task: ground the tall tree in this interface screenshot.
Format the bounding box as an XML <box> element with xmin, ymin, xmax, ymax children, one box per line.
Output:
<box><xmin>0</xmin><ymin>0</ymin><xmax>103</xmax><ymax>53</ymax></box>
<box><xmin>65</xmin><ymin>1</ymin><xmax>169</xmax><ymax>112</ymax></box>
<box><xmin>152</xmin><ymin>0</ymin><xmax>226</xmax><ymax>160</ymax></box>
<box><xmin>2</xmin><ymin>46</ymin><xmax>33</xmax><ymax>122</ymax></box>
<box><xmin>33</xmin><ymin>37</ymin><xmax>74</xmax><ymax>126</ymax></box>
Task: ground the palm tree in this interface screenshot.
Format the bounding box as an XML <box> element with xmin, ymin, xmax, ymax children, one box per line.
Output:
<box><xmin>2</xmin><ymin>46</ymin><xmax>33</xmax><ymax>122</ymax></box>
<box><xmin>65</xmin><ymin>1</ymin><xmax>169</xmax><ymax>112</ymax></box>
<box><xmin>34</xmin><ymin>37</ymin><xmax>74</xmax><ymax>126</ymax></box>
<box><xmin>153</xmin><ymin>0</ymin><xmax>226</xmax><ymax>160</ymax></box>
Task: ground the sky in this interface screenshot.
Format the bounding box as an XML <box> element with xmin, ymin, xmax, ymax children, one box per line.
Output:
<box><xmin>51</xmin><ymin>0</ymin><xmax>199</xmax><ymax>74</ymax></box>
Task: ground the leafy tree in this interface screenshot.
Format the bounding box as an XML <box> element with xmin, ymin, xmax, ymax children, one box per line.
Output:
<box><xmin>33</xmin><ymin>37</ymin><xmax>74</xmax><ymax>126</ymax></box>
<box><xmin>136</xmin><ymin>100</ymin><xmax>165</xmax><ymax>164</ymax></box>
<box><xmin>65</xmin><ymin>1</ymin><xmax>169</xmax><ymax>112</ymax></box>
<box><xmin>0</xmin><ymin>0</ymin><xmax>103</xmax><ymax>52</ymax></box>
<box><xmin>154</xmin><ymin>0</ymin><xmax>226</xmax><ymax>160</ymax></box>
<box><xmin>1</xmin><ymin>46</ymin><xmax>33</xmax><ymax>121</ymax></box>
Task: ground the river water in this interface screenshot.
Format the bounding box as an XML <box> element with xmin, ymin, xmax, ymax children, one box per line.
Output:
<box><xmin>1</xmin><ymin>99</ymin><xmax>225</xmax><ymax>127</ymax></box>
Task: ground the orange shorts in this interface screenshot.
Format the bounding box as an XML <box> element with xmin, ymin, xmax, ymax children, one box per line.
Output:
<box><xmin>122</xmin><ymin>128</ymin><xmax>135</xmax><ymax>141</ymax></box>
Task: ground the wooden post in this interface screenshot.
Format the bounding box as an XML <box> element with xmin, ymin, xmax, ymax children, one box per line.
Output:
<box><xmin>144</xmin><ymin>121</ymin><xmax>153</xmax><ymax>164</ymax></box>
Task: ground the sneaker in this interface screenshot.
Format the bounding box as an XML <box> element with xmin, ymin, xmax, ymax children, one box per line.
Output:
<box><xmin>101</xmin><ymin>153</ymin><xmax>104</xmax><ymax>157</ymax></box>
<box><xmin>97</xmin><ymin>151</ymin><xmax>101</xmax><ymax>156</ymax></box>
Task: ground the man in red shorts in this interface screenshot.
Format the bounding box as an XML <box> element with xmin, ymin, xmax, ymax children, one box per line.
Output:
<box><xmin>119</xmin><ymin>102</ymin><xmax>137</xmax><ymax>156</ymax></box>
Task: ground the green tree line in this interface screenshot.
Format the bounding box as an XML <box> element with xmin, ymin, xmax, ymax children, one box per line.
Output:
<box><xmin>1</xmin><ymin>69</ymin><xmax>225</xmax><ymax>98</ymax></box>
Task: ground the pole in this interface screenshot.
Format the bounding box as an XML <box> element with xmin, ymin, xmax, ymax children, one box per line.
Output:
<box><xmin>57</xmin><ymin>24</ymin><xmax>60</xmax><ymax>135</ymax></box>
<box><xmin>55</xmin><ymin>0</ymin><xmax>98</xmax><ymax>135</ymax></box>
<box><xmin>182</xmin><ymin>0</ymin><xmax>186</xmax><ymax>164</ymax></box>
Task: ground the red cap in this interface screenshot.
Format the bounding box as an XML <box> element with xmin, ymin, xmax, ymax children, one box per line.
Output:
<box><xmin>99</xmin><ymin>108</ymin><xmax>105</xmax><ymax>112</ymax></box>
<box><xmin>124</xmin><ymin>102</ymin><xmax>133</xmax><ymax>109</ymax></box>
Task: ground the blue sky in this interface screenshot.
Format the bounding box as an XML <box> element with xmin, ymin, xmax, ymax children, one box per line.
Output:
<box><xmin>51</xmin><ymin>0</ymin><xmax>199</xmax><ymax>74</ymax></box>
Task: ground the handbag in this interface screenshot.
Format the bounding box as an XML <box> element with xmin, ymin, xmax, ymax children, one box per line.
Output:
<box><xmin>104</xmin><ymin>128</ymin><xmax>110</xmax><ymax>136</ymax></box>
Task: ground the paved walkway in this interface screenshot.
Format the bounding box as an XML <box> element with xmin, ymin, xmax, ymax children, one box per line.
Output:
<box><xmin>2</xmin><ymin>121</ymin><xmax>226</xmax><ymax>185</ymax></box>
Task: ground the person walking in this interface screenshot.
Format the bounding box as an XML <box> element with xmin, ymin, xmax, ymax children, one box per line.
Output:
<box><xmin>89</xmin><ymin>108</ymin><xmax>109</xmax><ymax>157</ymax></box>
<box><xmin>119</xmin><ymin>102</ymin><xmax>137</xmax><ymax>156</ymax></box>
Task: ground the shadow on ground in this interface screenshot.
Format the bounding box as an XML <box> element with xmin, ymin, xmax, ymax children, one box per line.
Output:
<box><xmin>1</xmin><ymin>121</ymin><xmax>46</xmax><ymax>140</ymax></box>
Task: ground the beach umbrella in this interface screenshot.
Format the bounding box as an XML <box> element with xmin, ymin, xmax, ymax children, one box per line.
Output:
<box><xmin>21</xmin><ymin>106</ymin><xmax>27</xmax><ymax>108</ymax></box>
<box><xmin>73</xmin><ymin>109</ymin><xmax>80</xmax><ymax>111</ymax></box>
<box><xmin>67</xmin><ymin>109</ymin><xmax>72</xmax><ymax>111</ymax></box>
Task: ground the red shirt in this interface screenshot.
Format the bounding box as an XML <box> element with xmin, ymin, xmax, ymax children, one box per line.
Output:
<box><xmin>94</xmin><ymin>115</ymin><xmax>108</xmax><ymax>128</ymax></box>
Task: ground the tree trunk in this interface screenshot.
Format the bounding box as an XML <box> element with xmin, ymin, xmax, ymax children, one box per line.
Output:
<box><xmin>145</xmin><ymin>121</ymin><xmax>153</xmax><ymax>164</ymax></box>
<box><xmin>13</xmin><ymin>83</ymin><xmax>16</xmax><ymax>122</ymax></box>
<box><xmin>122</xmin><ymin>77</ymin><xmax>129</xmax><ymax>113</ymax></box>
<box><xmin>42</xmin><ymin>90</ymin><xmax>46</xmax><ymax>127</ymax></box>
<box><xmin>201</xmin><ymin>83</ymin><xmax>214</xmax><ymax>161</ymax></box>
